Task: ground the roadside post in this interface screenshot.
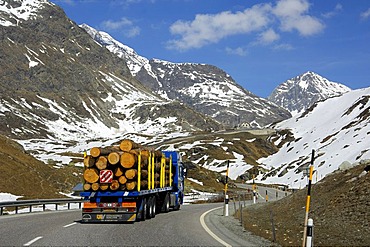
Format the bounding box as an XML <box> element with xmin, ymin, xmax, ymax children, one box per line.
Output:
<box><xmin>223</xmin><ymin>160</ymin><xmax>230</xmax><ymax>216</ymax></box>
<box><xmin>252</xmin><ymin>175</ymin><xmax>256</xmax><ymax>204</ymax></box>
<box><xmin>306</xmin><ymin>218</ymin><xmax>314</xmax><ymax>247</ymax></box>
<box><xmin>302</xmin><ymin>149</ymin><xmax>315</xmax><ymax>247</ymax></box>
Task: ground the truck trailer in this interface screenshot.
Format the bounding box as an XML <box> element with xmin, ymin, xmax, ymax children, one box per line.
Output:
<box><xmin>81</xmin><ymin>149</ymin><xmax>184</xmax><ymax>223</ymax></box>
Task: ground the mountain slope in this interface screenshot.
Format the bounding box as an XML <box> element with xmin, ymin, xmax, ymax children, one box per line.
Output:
<box><xmin>0</xmin><ymin>134</ymin><xmax>80</xmax><ymax>199</ymax></box>
<box><xmin>0</xmin><ymin>0</ymin><xmax>223</xmax><ymax>144</ymax></box>
<box><xmin>81</xmin><ymin>24</ymin><xmax>291</xmax><ymax>128</ymax></box>
<box><xmin>257</xmin><ymin>87</ymin><xmax>370</xmax><ymax>188</ymax></box>
<box><xmin>268</xmin><ymin>71</ymin><xmax>351</xmax><ymax>115</ymax></box>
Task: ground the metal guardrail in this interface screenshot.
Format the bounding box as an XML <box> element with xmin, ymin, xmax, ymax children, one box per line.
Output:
<box><xmin>0</xmin><ymin>198</ymin><xmax>85</xmax><ymax>216</ymax></box>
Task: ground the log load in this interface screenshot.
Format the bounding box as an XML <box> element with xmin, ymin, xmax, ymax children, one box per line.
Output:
<box><xmin>108</xmin><ymin>152</ymin><xmax>120</xmax><ymax>165</ymax></box>
<box><xmin>95</xmin><ymin>156</ymin><xmax>108</xmax><ymax>170</ymax></box>
<box><xmin>82</xmin><ymin>139</ymin><xmax>175</xmax><ymax>192</ymax></box>
<box><xmin>119</xmin><ymin>139</ymin><xmax>141</xmax><ymax>152</ymax></box>
<box><xmin>120</xmin><ymin>152</ymin><xmax>137</xmax><ymax>169</ymax></box>
<box><xmin>84</xmin><ymin>168</ymin><xmax>99</xmax><ymax>183</ymax></box>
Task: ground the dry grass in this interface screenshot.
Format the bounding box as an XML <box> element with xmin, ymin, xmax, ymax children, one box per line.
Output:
<box><xmin>0</xmin><ymin>135</ymin><xmax>81</xmax><ymax>200</ymax></box>
<box><xmin>240</xmin><ymin>161</ymin><xmax>370</xmax><ymax>246</ymax></box>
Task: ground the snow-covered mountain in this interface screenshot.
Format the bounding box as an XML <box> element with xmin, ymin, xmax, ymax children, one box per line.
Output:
<box><xmin>81</xmin><ymin>24</ymin><xmax>291</xmax><ymax>128</ymax></box>
<box><xmin>268</xmin><ymin>71</ymin><xmax>351</xmax><ymax>115</ymax></box>
<box><xmin>2</xmin><ymin>0</ymin><xmax>368</xmax><ymax>193</ymax></box>
<box><xmin>0</xmin><ymin>0</ymin><xmax>224</xmax><ymax>163</ymax></box>
<box><xmin>256</xmin><ymin>87</ymin><xmax>370</xmax><ymax>188</ymax></box>
<box><xmin>0</xmin><ymin>0</ymin><xmax>51</xmax><ymax>26</ymax></box>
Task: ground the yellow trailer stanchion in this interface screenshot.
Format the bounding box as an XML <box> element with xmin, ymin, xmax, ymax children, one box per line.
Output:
<box><xmin>162</xmin><ymin>155</ymin><xmax>166</xmax><ymax>187</ymax></box>
<box><xmin>148</xmin><ymin>152</ymin><xmax>152</xmax><ymax>190</ymax></box>
<box><xmin>169</xmin><ymin>155</ymin><xmax>172</xmax><ymax>187</ymax></box>
<box><xmin>160</xmin><ymin>156</ymin><xmax>163</xmax><ymax>188</ymax></box>
<box><xmin>151</xmin><ymin>153</ymin><xmax>155</xmax><ymax>189</ymax></box>
<box><xmin>137</xmin><ymin>152</ymin><xmax>141</xmax><ymax>191</ymax></box>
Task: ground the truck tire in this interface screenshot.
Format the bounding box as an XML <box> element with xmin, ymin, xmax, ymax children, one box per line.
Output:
<box><xmin>173</xmin><ymin>193</ymin><xmax>182</xmax><ymax>211</ymax></box>
<box><xmin>161</xmin><ymin>193</ymin><xmax>170</xmax><ymax>213</ymax></box>
<box><xmin>141</xmin><ymin>198</ymin><xmax>147</xmax><ymax>221</ymax></box>
<box><xmin>147</xmin><ymin>197</ymin><xmax>153</xmax><ymax>219</ymax></box>
<box><xmin>151</xmin><ymin>196</ymin><xmax>156</xmax><ymax>218</ymax></box>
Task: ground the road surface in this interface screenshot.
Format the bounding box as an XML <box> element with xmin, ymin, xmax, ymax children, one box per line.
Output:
<box><xmin>0</xmin><ymin>202</ymin><xmax>272</xmax><ymax>246</ymax></box>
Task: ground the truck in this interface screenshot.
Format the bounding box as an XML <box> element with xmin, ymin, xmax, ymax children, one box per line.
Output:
<box><xmin>80</xmin><ymin>149</ymin><xmax>184</xmax><ymax>223</ymax></box>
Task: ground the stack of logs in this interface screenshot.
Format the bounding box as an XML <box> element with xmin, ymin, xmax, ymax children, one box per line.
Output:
<box><xmin>83</xmin><ymin>139</ymin><xmax>173</xmax><ymax>191</ymax></box>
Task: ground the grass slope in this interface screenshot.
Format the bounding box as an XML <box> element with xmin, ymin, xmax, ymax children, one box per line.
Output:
<box><xmin>0</xmin><ymin>135</ymin><xmax>82</xmax><ymax>200</ymax></box>
<box><xmin>242</xmin><ymin>161</ymin><xmax>370</xmax><ymax>246</ymax></box>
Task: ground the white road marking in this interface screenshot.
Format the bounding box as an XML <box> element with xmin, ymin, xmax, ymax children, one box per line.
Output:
<box><xmin>23</xmin><ymin>236</ymin><xmax>43</xmax><ymax>246</ymax></box>
<box><xmin>200</xmin><ymin>207</ymin><xmax>232</xmax><ymax>247</ymax></box>
<box><xmin>63</xmin><ymin>222</ymin><xmax>77</xmax><ymax>228</ymax></box>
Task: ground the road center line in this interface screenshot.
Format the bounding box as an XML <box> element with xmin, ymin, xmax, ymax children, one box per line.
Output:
<box><xmin>200</xmin><ymin>206</ymin><xmax>231</xmax><ymax>247</ymax></box>
<box><xmin>23</xmin><ymin>236</ymin><xmax>43</xmax><ymax>246</ymax></box>
<box><xmin>63</xmin><ymin>222</ymin><xmax>77</xmax><ymax>228</ymax></box>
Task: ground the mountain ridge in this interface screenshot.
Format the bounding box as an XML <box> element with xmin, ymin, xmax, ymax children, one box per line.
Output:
<box><xmin>268</xmin><ymin>71</ymin><xmax>351</xmax><ymax>115</ymax></box>
<box><xmin>80</xmin><ymin>24</ymin><xmax>291</xmax><ymax>128</ymax></box>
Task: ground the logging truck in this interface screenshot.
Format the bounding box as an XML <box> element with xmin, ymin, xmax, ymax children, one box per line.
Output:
<box><xmin>80</xmin><ymin>140</ymin><xmax>184</xmax><ymax>223</ymax></box>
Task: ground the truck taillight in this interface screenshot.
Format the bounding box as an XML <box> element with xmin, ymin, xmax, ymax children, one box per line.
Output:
<box><xmin>121</xmin><ymin>202</ymin><xmax>136</xmax><ymax>208</ymax></box>
<box><xmin>83</xmin><ymin>202</ymin><xmax>97</xmax><ymax>208</ymax></box>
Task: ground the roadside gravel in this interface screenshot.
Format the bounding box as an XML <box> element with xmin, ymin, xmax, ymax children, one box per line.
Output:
<box><xmin>205</xmin><ymin>203</ymin><xmax>278</xmax><ymax>246</ymax></box>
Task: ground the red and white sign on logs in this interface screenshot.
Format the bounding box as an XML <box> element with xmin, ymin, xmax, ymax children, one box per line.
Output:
<box><xmin>100</xmin><ymin>170</ymin><xmax>113</xmax><ymax>183</ymax></box>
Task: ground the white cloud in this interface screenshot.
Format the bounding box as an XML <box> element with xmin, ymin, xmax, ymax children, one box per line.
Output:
<box><xmin>167</xmin><ymin>4</ymin><xmax>272</xmax><ymax>51</ymax></box>
<box><xmin>273</xmin><ymin>0</ymin><xmax>310</xmax><ymax>18</ymax></box>
<box><xmin>360</xmin><ymin>8</ymin><xmax>370</xmax><ymax>20</ymax></box>
<box><xmin>273</xmin><ymin>0</ymin><xmax>325</xmax><ymax>36</ymax></box>
<box><xmin>167</xmin><ymin>0</ymin><xmax>324</xmax><ymax>51</ymax></box>
<box><xmin>258</xmin><ymin>28</ymin><xmax>280</xmax><ymax>44</ymax></box>
<box><xmin>322</xmin><ymin>3</ymin><xmax>343</xmax><ymax>18</ymax></box>
<box><xmin>100</xmin><ymin>17</ymin><xmax>140</xmax><ymax>38</ymax></box>
<box><xmin>225</xmin><ymin>47</ymin><xmax>248</xmax><ymax>56</ymax></box>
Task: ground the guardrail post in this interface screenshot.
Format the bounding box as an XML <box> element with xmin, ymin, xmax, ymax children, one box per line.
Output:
<box><xmin>29</xmin><ymin>205</ymin><xmax>32</xmax><ymax>213</ymax></box>
<box><xmin>55</xmin><ymin>204</ymin><xmax>58</xmax><ymax>211</ymax></box>
<box><xmin>15</xmin><ymin>206</ymin><xmax>18</xmax><ymax>214</ymax></box>
<box><xmin>68</xmin><ymin>203</ymin><xmax>71</xmax><ymax>210</ymax></box>
<box><xmin>43</xmin><ymin>204</ymin><xmax>46</xmax><ymax>211</ymax></box>
<box><xmin>1</xmin><ymin>207</ymin><xmax>3</xmax><ymax>215</ymax></box>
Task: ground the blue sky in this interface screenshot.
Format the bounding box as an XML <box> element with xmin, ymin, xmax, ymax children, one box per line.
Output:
<box><xmin>50</xmin><ymin>0</ymin><xmax>370</xmax><ymax>98</ymax></box>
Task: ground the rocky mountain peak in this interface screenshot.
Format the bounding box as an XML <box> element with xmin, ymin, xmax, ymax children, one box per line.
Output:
<box><xmin>0</xmin><ymin>0</ymin><xmax>52</xmax><ymax>26</ymax></box>
<box><xmin>0</xmin><ymin>0</ymin><xmax>223</xmax><ymax>142</ymax></box>
<box><xmin>268</xmin><ymin>71</ymin><xmax>351</xmax><ymax>115</ymax></box>
<box><xmin>81</xmin><ymin>25</ymin><xmax>291</xmax><ymax>128</ymax></box>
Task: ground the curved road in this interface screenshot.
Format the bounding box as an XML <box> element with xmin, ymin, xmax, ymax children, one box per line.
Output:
<box><xmin>0</xmin><ymin>203</ymin><xmax>263</xmax><ymax>246</ymax></box>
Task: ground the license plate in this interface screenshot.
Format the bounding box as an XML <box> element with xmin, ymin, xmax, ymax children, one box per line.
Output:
<box><xmin>103</xmin><ymin>209</ymin><xmax>116</xmax><ymax>212</ymax></box>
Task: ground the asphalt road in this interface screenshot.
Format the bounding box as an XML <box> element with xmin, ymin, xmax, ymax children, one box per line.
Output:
<box><xmin>0</xmin><ymin>203</ymin><xmax>259</xmax><ymax>246</ymax></box>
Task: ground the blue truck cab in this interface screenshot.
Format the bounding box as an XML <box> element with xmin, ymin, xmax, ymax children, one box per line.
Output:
<box><xmin>81</xmin><ymin>150</ymin><xmax>184</xmax><ymax>222</ymax></box>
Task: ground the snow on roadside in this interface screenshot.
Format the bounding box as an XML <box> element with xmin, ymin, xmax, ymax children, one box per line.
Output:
<box><xmin>183</xmin><ymin>189</ymin><xmax>220</xmax><ymax>204</ymax></box>
<box><xmin>0</xmin><ymin>193</ymin><xmax>22</xmax><ymax>202</ymax></box>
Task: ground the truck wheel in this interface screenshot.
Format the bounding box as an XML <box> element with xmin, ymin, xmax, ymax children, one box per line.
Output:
<box><xmin>161</xmin><ymin>193</ymin><xmax>170</xmax><ymax>213</ymax></box>
<box><xmin>173</xmin><ymin>193</ymin><xmax>182</xmax><ymax>211</ymax></box>
<box><xmin>141</xmin><ymin>198</ymin><xmax>147</xmax><ymax>221</ymax></box>
<box><xmin>147</xmin><ymin>197</ymin><xmax>153</xmax><ymax>219</ymax></box>
<box><xmin>151</xmin><ymin>197</ymin><xmax>156</xmax><ymax>218</ymax></box>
